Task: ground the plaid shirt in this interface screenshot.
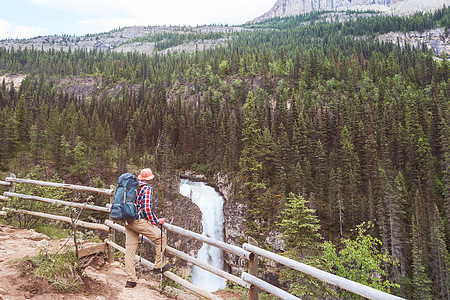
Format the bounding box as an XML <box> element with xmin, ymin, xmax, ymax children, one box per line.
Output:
<box><xmin>136</xmin><ymin>181</ymin><xmax>160</xmax><ymax>224</ymax></box>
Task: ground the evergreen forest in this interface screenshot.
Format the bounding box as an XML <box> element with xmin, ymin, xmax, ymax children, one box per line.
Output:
<box><xmin>0</xmin><ymin>7</ymin><xmax>449</xmax><ymax>299</ymax></box>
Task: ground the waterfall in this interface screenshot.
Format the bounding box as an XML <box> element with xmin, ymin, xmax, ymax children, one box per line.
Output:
<box><xmin>179</xmin><ymin>179</ymin><xmax>227</xmax><ymax>292</ymax></box>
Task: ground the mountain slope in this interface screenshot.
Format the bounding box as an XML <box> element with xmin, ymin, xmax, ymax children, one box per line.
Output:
<box><xmin>252</xmin><ymin>0</ymin><xmax>448</xmax><ymax>23</ymax></box>
<box><xmin>0</xmin><ymin>25</ymin><xmax>248</xmax><ymax>56</ymax></box>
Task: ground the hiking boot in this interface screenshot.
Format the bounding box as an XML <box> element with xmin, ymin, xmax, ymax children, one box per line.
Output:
<box><xmin>125</xmin><ymin>281</ymin><xmax>137</xmax><ymax>288</ymax></box>
<box><xmin>153</xmin><ymin>264</ymin><xmax>171</xmax><ymax>274</ymax></box>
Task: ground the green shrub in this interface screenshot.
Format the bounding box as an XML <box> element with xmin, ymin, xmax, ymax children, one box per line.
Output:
<box><xmin>19</xmin><ymin>250</ymin><xmax>84</xmax><ymax>293</ymax></box>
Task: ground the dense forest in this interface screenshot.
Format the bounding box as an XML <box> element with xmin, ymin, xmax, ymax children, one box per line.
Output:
<box><xmin>0</xmin><ymin>7</ymin><xmax>449</xmax><ymax>299</ymax></box>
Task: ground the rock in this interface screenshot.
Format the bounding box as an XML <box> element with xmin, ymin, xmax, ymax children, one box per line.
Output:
<box><xmin>0</xmin><ymin>74</ymin><xmax>27</xmax><ymax>91</ymax></box>
<box><xmin>0</xmin><ymin>287</ymin><xmax>6</xmax><ymax>295</ymax></box>
<box><xmin>1</xmin><ymin>226</ymin><xmax>16</xmax><ymax>234</ymax></box>
<box><xmin>150</xmin><ymin>172</ymin><xmax>203</xmax><ymax>259</ymax></box>
<box><xmin>110</xmin><ymin>261</ymin><xmax>122</xmax><ymax>268</ymax></box>
<box><xmin>180</xmin><ymin>170</ymin><xmax>207</xmax><ymax>181</ymax></box>
<box><xmin>265</xmin><ymin>232</ymin><xmax>286</xmax><ymax>252</ymax></box>
<box><xmin>163</xmin><ymin>286</ymin><xmax>199</xmax><ymax>300</ymax></box>
<box><xmin>213</xmin><ymin>173</ymin><xmax>233</xmax><ymax>201</ymax></box>
<box><xmin>97</xmin><ymin>255</ymin><xmax>105</xmax><ymax>267</ymax></box>
<box><xmin>28</xmin><ymin>231</ymin><xmax>50</xmax><ymax>241</ymax></box>
<box><xmin>213</xmin><ymin>173</ymin><xmax>249</xmax><ymax>273</ymax></box>
<box><xmin>377</xmin><ymin>28</ymin><xmax>450</xmax><ymax>57</ymax></box>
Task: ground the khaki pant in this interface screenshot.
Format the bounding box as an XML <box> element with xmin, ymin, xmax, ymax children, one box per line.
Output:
<box><xmin>124</xmin><ymin>219</ymin><xmax>167</xmax><ymax>282</ymax></box>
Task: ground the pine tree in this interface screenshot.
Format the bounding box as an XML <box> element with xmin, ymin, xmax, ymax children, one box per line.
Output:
<box><xmin>46</xmin><ymin>107</ymin><xmax>63</xmax><ymax>169</ymax></box>
<box><xmin>0</xmin><ymin>107</ymin><xmax>19</xmax><ymax>170</ymax></box>
<box><xmin>278</xmin><ymin>193</ymin><xmax>327</xmax><ymax>298</ymax></box>
<box><xmin>29</xmin><ymin>124</ymin><xmax>42</xmax><ymax>164</ymax></box>
<box><xmin>258</xmin><ymin>127</ymin><xmax>277</xmax><ymax>186</ymax></box>
<box><xmin>293</xmin><ymin>48</ymin><xmax>301</xmax><ymax>88</ymax></box>
<box><xmin>339</xmin><ymin>125</ymin><xmax>360</xmax><ymax>228</ymax></box>
<box><xmin>314</xmin><ymin>139</ymin><xmax>327</xmax><ymax>208</ymax></box>
<box><xmin>429</xmin><ymin>204</ymin><xmax>450</xmax><ymax>299</ymax></box>
<box><xmin>410</xmin><ymin>214</ymin><xmax>433</xmax><ymax>300</ymax></box>
<box><xmin>16</xmin><ymin>94</ymin><xmax>29</xmax><ymax>146</ymax></box>
<box><xmin>336</xmin><ymin>167</ymin><xmax>345</xmax><ymax>236</ymax></box>
<box><xmin>379</xmin><ymin>168</ymin><xmax>408</xmax><ymax>279</ymax></box>
<box><xmin>439</xmin><ymin>108</ymin><xmax>450</xmax><ymax>242</ymax></box>
<box><xmin>277</xmin><ymin>122</ymin><xmax>293</xmax><ymax>193</ymax></box>
<box><xmin>363</xmin><ymin>128</ymin><xmax>379</xmax><ymax>223</ymax></box>
<box><xmin>71</xmin><ymin>136</ymin><xmax>91</xmax><ymax>180</ymax></box>
<box><xmin>239</xmin><ymin>91</ymin><xmax>268</xmax><ymax>241</ymax></box>
<box><xmin>279</xmin><ymin>192</ymin><xmax>322</xmax><ymax>253</ymax></box>
<box><xmin>225</xmin><ymin>111</ymin><xmax>240</xmax><ymax>171</ymax></box>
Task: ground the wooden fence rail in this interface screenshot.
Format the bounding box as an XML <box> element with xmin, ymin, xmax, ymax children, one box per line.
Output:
<box><xmin>242</xmin><ymin>243</ymin><xmax>405</xmax><ymax>300</ymax></box>
<box><xmin>105</xmin><ymin>239</ymin><xmax>222</xmax><ymax>300</ymax></box>
<box><xmin>3</xmin><ymin>207</ymin><xmax>110</xmax><ymax>232</ymax></box>
<box><xmin>163</xmin><ymin>222</ymin><xmax>253</xmax><ymax>261</ymax></box>
<box><xmin>0</xmin><ymin>181</ymin><xmax>10</xmax><ymax>201</ymax></box>
<box><xmin>4</xmin><ymin>192</ymin><xmax>110</xmax><ymax>212</ymax></box>
<box><xmin>242</xmin><ymin>272</ymin><xmax>300</xmax><ymax>300</ymax></box>
<box><xmin>4</xmin><ymin>177</ymin><xmax>114</xmax><ymax>196</ymax></box>
<box><xmin>105</xmin><ymin>220</ymin><xmax>251</xmax><ymax>289</ymax></box>
<box><xmin>1</xmin><ymin>175</ymin><xmax>405</xmax><ymax>300</ymax></box>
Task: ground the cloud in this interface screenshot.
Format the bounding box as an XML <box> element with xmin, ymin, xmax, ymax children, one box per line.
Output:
<box><xmin>28</xmin><ymin>0</ymin><xmax>275</xmax><ymax>26</ymax></box>
<box><xmin>77</xmin><ymin>17</ymin><xmax>142</xmax><ymax>34</ymax></box>
<box><xmin>29</xmin><ymin>0</ymin><xmax>147</xmax><ymax>17</ymax></box>
<box><xmin>0</xmin><ymin>19</ymin><xmax>45</xmax><ymax>39</ymax></box>
<box><xmin>1</xmin><ymin>0</ymin><xmax>275</xmax><ymax>38</ymax></box>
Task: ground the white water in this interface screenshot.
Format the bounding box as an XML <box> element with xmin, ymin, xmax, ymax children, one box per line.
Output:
<box><xmin>179</xmin><ymin>179</ymin><xmax>227</xmax><ymax>292</ymax></box>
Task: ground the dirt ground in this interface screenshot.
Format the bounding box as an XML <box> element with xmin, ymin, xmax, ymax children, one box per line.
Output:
<box><xmin>0</xmin><ymin>223</ymin><xmax>229</xmax><ymax>300</ymax></box>
<box><xmin>0</xmin><ymin>223</ymin><xmax>243</xmax><ymax>300</ymax></box>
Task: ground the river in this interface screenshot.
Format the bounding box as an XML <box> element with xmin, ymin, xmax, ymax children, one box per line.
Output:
<box><xmin>179</xmin><ymin>179</ymin><xmax>227</xmax><ymax>292</ymax></box>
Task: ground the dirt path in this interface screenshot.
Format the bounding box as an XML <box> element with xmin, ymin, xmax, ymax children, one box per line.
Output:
<box><xmin>0</xmin><ymin>223</ymin><xmax>176</xmax><ymax>300</ymax></box>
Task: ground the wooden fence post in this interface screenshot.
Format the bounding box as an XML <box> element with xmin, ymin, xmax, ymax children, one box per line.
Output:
<box><xmin>107</xmin><ymin>184</ymin><xmax>116</xmax><ymax>263</ymax></box>
<box><xmin>248</xmin><ymin>237</ymin><xmax>259</xmax><ymax>300</ymax></box>
<box><xmin>9</xmin><ymin>173</ymin><xmax>16</xmax><ymax>193</ymax></box>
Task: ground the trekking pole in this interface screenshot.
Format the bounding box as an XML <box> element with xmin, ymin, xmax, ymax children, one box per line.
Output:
<box><xmin>138</xmin><ymin>234</ymin><xmax>143</xmax><ymax>279</ymax></box>
<box><xmin>160</xmin><ymin>223</ymin><xmax>163</xmax><ymax>292</ymax></box>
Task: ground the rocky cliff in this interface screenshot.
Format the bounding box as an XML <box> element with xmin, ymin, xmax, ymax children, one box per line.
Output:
<box><xmin>212</xmin><ymin>173</ymin><xmax>248</xmax><ymax>273</ymax></box>
<box><xmin>252</xmin><ymin>0</ymin><xmax>448</xmax><ymax>23</ymax></box>
<box><xmin>152</xmin><ymin>174</ymin><xmax>203</xmax><ymax>268</ymax></box>
<box><xmin>378</xmin><ymin>27</ymin><xmax>450</xmax><ymax>57</ymax></box>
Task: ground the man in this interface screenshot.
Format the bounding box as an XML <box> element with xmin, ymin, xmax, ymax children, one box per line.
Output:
<box><xmin>124</xmin><ymin>168</ymin><xmax>169</xmax><ymax>288</ymax></box>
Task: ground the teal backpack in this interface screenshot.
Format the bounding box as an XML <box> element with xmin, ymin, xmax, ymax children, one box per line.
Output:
<box><xmin>110</xmin><ymin>173</ymin><xmax>141</xmax><ymax>220</ymax></box>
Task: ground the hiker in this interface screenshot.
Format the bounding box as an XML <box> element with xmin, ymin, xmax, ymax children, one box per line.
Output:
<box><xmin>124</xmin><ymin>168</ymin><xmax>169</xmax><ymax>288</ymax></box>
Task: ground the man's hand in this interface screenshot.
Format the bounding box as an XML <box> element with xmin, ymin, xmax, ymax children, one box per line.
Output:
<box><xmin>158</xmin><ymin>218</ymin><xmax>166</xmax><ymax>224</ymax></box>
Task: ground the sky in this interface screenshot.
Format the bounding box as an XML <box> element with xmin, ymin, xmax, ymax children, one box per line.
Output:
<box><xmin>0</xmin><ymin>0</ymin><xmax>276</xmax><ymax>39</ymax></box>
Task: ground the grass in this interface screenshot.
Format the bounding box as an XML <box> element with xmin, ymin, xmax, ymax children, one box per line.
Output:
<box><xmin>36</xmin><ymin>224</ymin><xmax>71</xmax><ymax>240</ymax></box>
<box><xmin>16</xmin><ymin>250</ymin><xmax>84</xmax><ymax>293</ymax></box>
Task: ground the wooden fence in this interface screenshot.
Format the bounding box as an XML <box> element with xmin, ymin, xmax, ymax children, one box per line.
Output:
<box><xmin>0</xmin><ymin>174</ymin><xmax>404</xmax><ymax>300</ymax></box>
